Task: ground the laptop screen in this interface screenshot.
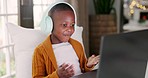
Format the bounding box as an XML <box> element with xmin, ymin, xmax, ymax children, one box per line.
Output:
<box><xmin>97</xmin><ymin>30</ymin><xmax>148</xmax><ymax>78</ymax></box>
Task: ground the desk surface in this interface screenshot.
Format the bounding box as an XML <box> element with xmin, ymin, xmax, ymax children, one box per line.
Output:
<box><xmin>72</xmin><ymin>70</ymin><xmax>97</xmax><ymax>78</ymax></box>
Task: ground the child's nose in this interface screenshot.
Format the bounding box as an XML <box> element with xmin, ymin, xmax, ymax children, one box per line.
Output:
<box><xmin>66</xmin><ymin>26</ymin><xmax>74</xmax><ymax>32</ymax></box>
<box><xmin>67</xmin><ymin>28</ymin><xmax>72</xmax><ymax>32</ymax></box>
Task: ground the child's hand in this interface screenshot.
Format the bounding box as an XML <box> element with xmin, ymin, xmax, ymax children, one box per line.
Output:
<box><xmin>86</xmin><ymin>55</ymin><xmax>100</xmax><ymax>68</ymax></box>
<box><xmin>57</xmin><ymin>63</ymin><xmax>75</xmax><ymax>78</ymax></box>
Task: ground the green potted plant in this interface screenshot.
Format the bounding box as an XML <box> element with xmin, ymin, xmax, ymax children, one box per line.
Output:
<box><xmin>92</xmin><ymin>0</ymin><xmax>116</xmax><ymax>21</ymax></box>
<box><xmin>93</xmin><ymin>0</ymin><xmax>115</xmax><ymax>14</ymax></box>
<box><xmin>89</xmin><ymin>0</ymin><xmax>117</xmax><ymax>55</ymax></box>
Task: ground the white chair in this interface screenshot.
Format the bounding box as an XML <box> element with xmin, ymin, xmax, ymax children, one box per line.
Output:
<box><xmin>5</xmin><ymin>22</ymin><xmax>83</xmax><ymax>78</ymax></box>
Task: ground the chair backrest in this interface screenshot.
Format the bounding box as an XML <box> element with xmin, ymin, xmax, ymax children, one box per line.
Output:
<box><xmin>6</xmin><ymin>23</ymin><xmax>47</xmax><ymax>78</ymax></box>
<box><xmin>6</xmin><ymin>22</ymin><xmax>84</xmax><ymax>78</ymax></box>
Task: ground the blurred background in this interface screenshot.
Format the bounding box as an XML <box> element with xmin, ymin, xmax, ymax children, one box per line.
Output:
<box><xmin>1</xmin><ymin>0</ymin><xmax>148</xmax><ymax>77</ymax></box>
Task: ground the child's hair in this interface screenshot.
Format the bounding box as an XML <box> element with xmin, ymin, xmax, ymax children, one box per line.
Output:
<box><xmin>48</xmin><ymin>3</ymin><xmax>75</xmax><ymax>32</ymax></box>
<box><xmin>48</xmin><ymin>3</ymin><xmax>74</xmax><ymax>18</ymax></box>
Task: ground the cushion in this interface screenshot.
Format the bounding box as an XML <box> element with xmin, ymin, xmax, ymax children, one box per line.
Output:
<box><xmin>6</xmin><ymin>23</ymin><xmax>47</xmax><ymax>78</ymax></box>
<box><xmin>71</xmin><ymin>26</ymin><xmax>83</xmax><ymax>45</ymax></box>
<box><xmin>5</xmin><ymin>22</ymin><xmax>83</xmax><ymax>78</ymax></box>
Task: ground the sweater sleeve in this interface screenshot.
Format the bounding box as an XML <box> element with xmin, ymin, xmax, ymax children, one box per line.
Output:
<box><xmin>82</xmin><ymin>52</ymin><xmax>94</xmax><ymax>72</ymax></box>
<box><xmin>77</xmin><ymin>42</ymin><xmax>94</xmax><ymax>72</ymax></box>
<box><xmin>84</xmin><ymin>60</ymin><xmax>94</xmax><ymax>72</ymax></box>
<box><xmin>32</xmin><ymin>47</ymin><xmax>59</xmax><ymax>78</ymax></box>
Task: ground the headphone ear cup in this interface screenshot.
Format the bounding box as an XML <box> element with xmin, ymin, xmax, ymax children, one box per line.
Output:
<box><xmin>74</xmin><ymin>24</ymin><xmax>77</xmax><ymax>31</ymax></box>
<box><xmin>44</xmin><ymin>16</ymin><xmax>53</xmax><ymax>34</ymax></box>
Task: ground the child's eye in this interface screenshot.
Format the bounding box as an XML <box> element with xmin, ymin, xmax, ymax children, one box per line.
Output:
<box><xmin>63</xmin><ymin>24</ymin><xmax>67</xmax><ymax>27</ymax></box>
<box><xmin>71</xmin><ymin>24</ymin><xmax>75</xmax><ymax>27</ymax></box>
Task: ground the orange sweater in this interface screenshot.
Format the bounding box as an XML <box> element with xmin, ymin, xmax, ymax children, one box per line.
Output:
<box><xmin>32</xmin><ymin>35</ymin><xmax>93</xmax><ymax>78</ymax></box>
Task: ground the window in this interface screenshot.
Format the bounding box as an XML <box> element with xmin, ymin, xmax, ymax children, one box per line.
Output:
<box><xmin>33</xmin><ymin>0</ymin><xmax>56</xmax><ymax>28</ymax></box>
<box><xmin>0</xmin><ymin>0</ymin><xmax>18</xmax><ymax>77</ymax></box>
<box><xmin>0</xmin><ymin>0</ymin><xmax>63</xmax><ymax>77</ymax></box>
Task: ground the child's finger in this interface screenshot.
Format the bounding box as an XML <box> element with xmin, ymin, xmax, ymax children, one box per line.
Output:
<box><xmin>61</xmin><ymin>63</ymin><xmax>69</xmax><ymax>70</ymax></box>
<box><xmin>66</xmin><ymin>64</ymin><xmax>73</xmax><ymax>71</ymax></box>
<box><xmin>96</xmin><ymin>55</ymin><xmax>100</xmax><ymax>58</ymax></box>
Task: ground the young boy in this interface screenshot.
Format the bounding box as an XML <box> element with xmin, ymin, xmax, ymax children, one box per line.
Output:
<box><xmin>32</xmin><ymin>2</ymin><xmax>99</xmax><ymax>78</ymax></box>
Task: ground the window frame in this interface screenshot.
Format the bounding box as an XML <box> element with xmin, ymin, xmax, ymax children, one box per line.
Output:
<box><xmin>0</xmin><ymin>0</ymin><xmax>19</xmax><ymax>77</ymax></box>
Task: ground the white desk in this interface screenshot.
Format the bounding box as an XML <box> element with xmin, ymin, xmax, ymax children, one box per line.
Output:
<box><xmin>123</xmin><ymin>20</ymin><xmax>148</xmax><ymax>32</ymax></box>
<box><xmin>124</xmin><ymin>24</ymin><xmax>148</xmax><ymax>31</ymax></box>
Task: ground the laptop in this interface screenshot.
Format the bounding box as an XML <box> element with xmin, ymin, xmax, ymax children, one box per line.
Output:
<box><xmin>97</xmin><ymin>30</ymin><xmax>148</xmax><ymax>78</ymax></box>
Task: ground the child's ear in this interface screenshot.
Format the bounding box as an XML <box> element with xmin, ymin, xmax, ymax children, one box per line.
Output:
<box><xmin>42</xmin><ymin>16</ymin><xmax>53</xmax><ymax>34</ymax></box>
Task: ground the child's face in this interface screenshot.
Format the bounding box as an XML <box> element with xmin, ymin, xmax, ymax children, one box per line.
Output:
<box><xmin>51</xmin><ymin>10</ymin><xmax>75</xmax><ymax>43</ymax></box>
